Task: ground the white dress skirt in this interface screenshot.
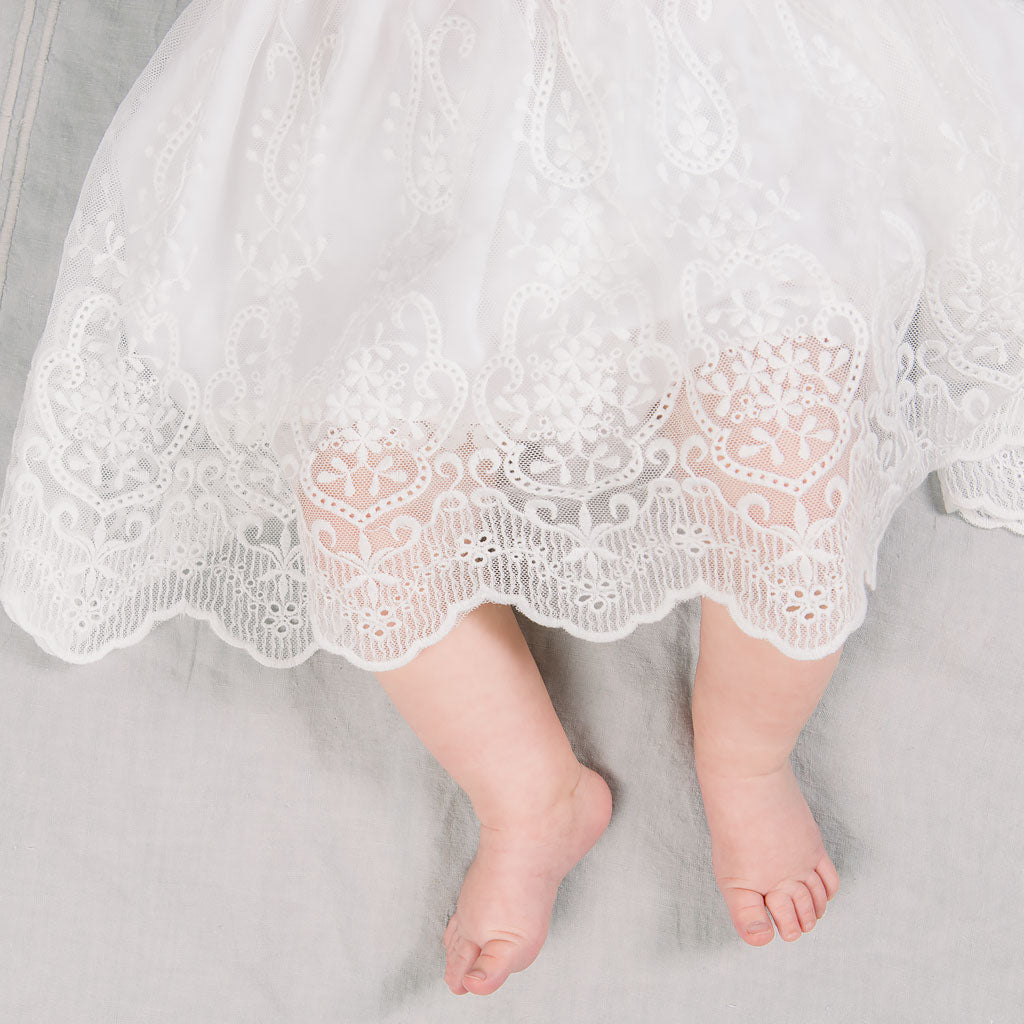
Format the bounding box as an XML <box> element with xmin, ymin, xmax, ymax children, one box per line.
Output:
<box><xmin>0</xmin><ymin>0</ymin><xmax>1021</xmax><ymax>669</ymax></box>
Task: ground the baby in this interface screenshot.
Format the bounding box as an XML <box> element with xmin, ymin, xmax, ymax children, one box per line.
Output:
<box><xmin>373</xmin><ymin>596</ymin><xmax>842</xmax><ymax>997</ymax></box>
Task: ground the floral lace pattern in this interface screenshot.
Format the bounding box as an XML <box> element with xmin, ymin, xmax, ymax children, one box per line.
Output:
<box><xmin>0</xmin><ymin>0</ymin><xmax>1021</xmax><ymax>669</ymax></box>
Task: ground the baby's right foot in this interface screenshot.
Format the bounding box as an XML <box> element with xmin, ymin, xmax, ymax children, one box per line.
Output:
<box><xmin>443</xmin><ymin>765</ymin><xmax>612</xmax><ymax>996</ymax></box>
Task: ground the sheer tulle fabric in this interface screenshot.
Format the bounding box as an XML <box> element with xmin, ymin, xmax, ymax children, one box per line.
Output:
<box><xmin>0</xmin><ymin>0</ymin><xmax>1022</xmax><ymax>669</ymax></box>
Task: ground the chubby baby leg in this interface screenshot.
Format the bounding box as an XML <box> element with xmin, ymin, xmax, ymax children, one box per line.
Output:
<box><xmin>374</xmin><ymin>602</ymin><xmax>612</xmax><ymax>996</ymax></box>
<box><xmin>691</xmin><ymin>596</ymin><xmax>842</xmax><ymax>945</ymax></box>
<box><xmin>298</xmin><ymin>424</ymin><xmax>611</xmax><ymax>992</ymax></box>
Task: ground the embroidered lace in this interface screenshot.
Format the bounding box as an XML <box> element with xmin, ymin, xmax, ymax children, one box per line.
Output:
<box><xmin>1</xmin><ymin>0</ymin><xmax>1021</xmax><ymax>669</ymax></box>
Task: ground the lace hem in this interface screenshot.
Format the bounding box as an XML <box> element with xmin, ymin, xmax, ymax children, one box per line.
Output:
<box><xmin>937</xmin><ymin>452</ymin><xmax>1024</xmax><ymax>535</ymax></box>
<box><xmin>936</xmin><ymin>388</ymin><xmax>1024</xmax><ymax>535</ymax></box>
<box><xmin>0</xmin><ymin>462</ymin><xmax>896</xmax><ymax>670</ymax></box>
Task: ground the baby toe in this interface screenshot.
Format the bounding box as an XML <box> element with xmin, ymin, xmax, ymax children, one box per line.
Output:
<box><xmin>805</xmin><ymin>871</ymin><xmax>828</xmax><ymax>919</ymax></box>
<box><xmin>445</xmin><ymin>936</ymin><xmax>481</xmax><ymax>994</ymax></box>
<box><xmin>815</xmin><ymin>855</ymin><xmax>840</xmax><ymax>899</ymax></box>
<box><xmin>765</xmin><ymin>890</ymin><xmax>802</xmax><ymax>942</ymax></box>
<box><xmin>463</xmin><ymin>937</ymin><xmax>522</xmax><ymax>994</ymax></box>
<box><xmin>722</xmin><ymin>886</ymin><xmax>775</xmax><ymax>945</ymax></box>
<box><xmin>791</xmin><ymin>882</ymin><xmax>817</xmax><ymax>932</ymax></box>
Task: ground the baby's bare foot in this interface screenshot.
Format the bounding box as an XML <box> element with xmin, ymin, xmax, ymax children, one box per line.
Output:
<box><xmin>694</xmin><ymin>757</ymin><xmax>840</xmax><ymax>945</ymax></box>
<box><xmin>443</xmin><ymin>765</ymin><xmax>612</xmax><ymax>996</ymax></box>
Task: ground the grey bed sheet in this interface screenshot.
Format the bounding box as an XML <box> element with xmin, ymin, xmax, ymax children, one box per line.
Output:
<box><xmin>0</xmin><ymin>3</ymin><xmax>1021</xmax><ymax>1022</ymax></box>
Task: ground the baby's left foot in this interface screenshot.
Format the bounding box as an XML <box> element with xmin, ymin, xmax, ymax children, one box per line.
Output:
<box><xmin>693</xmin><ymin>756</ymin><xmax>840</xmax><ymax>945</ymax></box>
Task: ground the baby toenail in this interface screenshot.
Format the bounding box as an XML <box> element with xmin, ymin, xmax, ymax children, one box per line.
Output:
<box><xmin>748</xmin><ymin>920</ymin><xmax>768</xmax><ymax>933</ymax></box>
<box><xmin>467</xmin><ymin>970</ymin><xmax>486</xmax><ymax>981</ymax></box>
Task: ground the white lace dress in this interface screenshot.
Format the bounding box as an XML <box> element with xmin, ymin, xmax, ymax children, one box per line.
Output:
<box><xmin>0</xmin><ymin>0</ymin><xmax>1022</xmax><ymax>670</ymax></box>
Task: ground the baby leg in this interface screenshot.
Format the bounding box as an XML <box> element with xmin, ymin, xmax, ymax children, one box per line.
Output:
<box><xmin>691</xmin><ymin>596</ymin><xmax>842</xmax><ymax>945</ymax></box>
<box><xmin>373</xmin><ymin>602</ymin><xmax>613</xmax><ymax>996</ymax></box>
